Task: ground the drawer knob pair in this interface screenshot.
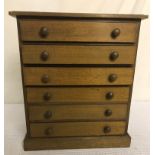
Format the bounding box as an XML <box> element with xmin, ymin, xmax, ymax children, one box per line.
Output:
<box><xmin>110</xmin><ymin>51</ymin><xmax>119</xmax><ymax>61</ymax></box>
<box><xmin>44</xmin><ymin>127</ymin><xmax>111</xmax><ymax>136</ymax></box>
<box><xmin>103</xmin><ymin>126</ymin><xmax>111</xmax><ymax>133</ymax></box>
<box><xmin>111</xmin><ymin>28</ymin><xmax>121</xmax><ymax>38</ymax></box>
<box><xmin>108</xmin><ymin>74</ymin><xmax>117</xmax><ymax>82</ymax></box>
<box><xmin>40</xmin><ymin>51</ymin><xmax>49</xmax><ymax>61</ymax></box>
<box><xmin>44</xmin><ymin>111</ymin><xmax>52</xmax><ymax>119</ymax></box>
<box><xmin>39</xmin><ymin>27</ymin><xmax>49</xmax><ymax>38</ymax></box>
<box><xmin>44</xmin><ymin>127</ymin><xmax>53</xmax><ymax>136</ymax></box>
<box><xmin>106</xmin><ymin>92</ymin><xmax>114</xmax><ymax>100</ymax></box>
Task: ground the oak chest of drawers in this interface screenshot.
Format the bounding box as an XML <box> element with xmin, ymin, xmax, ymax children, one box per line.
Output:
<box><xmin>9</xmin><ymin>11</ymin><xmax>147</xmax><ymax>150</ymax></box>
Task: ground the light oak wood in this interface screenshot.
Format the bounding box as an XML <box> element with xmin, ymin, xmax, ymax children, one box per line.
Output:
<box><xmin>9</xmin><ymin>11</ymin><xmax>147</xmax><ymax>150</ymax></box>
<box><xmin>23</xmin><ymin>67</ymin><xmax>134</xmax><ymax>86</ymax></box>
<box><xmin>26</xmin><ymin>87</ymin><xmax>130</xmax><ymax>103</ymax></box>
<box><xmin>30</xmin><ymin>121</ymin><xmax>126</xmax><ymax>137</ymax></box>
<box><xmin>22</xmin><ymin>45</ymin><xmax>137</xmax><ymax>65</ymax></box>
<box><xmin>19</xmin><ymin>20</ymin><xmax>139</xmax><ymax>42</ymax></box>
<box><xmin>29</xmin><ymin>104</ymin><xmax>127</xmax><ymax>122</ymax></box>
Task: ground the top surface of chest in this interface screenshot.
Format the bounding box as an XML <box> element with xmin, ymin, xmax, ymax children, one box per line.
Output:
<box><xmin>9</xmin><ymin>11</ymin><xmax>148</xmax><ymax>19</ymax></box>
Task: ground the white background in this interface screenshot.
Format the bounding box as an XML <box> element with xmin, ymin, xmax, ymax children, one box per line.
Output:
<box><xmin>4</xmin><ymin>0</ymin><xmax>149</xmax><ymax>104</ymax></box>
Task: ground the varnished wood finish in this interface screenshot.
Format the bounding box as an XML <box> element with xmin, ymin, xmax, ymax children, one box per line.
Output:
<box><xmin>20</xmin><ymin>20</ymin><xmax>139</xmax><ymax>42</ymax></box>
<box><xmin>9</xmin><ymin>11</ymin><xmax>148</xmax><ymax>20</ymax></box>
<box><xmin>24</xmin><ymin>134</ymin><xmax>131</xmax><ymax>150</ymax></box>
<box><xmin>29</xmin><ymin>104</ymin><xmax>127</xmax><ymax>122</ymax></box>
<box><xmin>10</xmin><ymin>11</ymin><xmax>147</xmax><ymax>150</ymax></box>
<box><xmin>22</xmin><ymin>45</ymin><xmax>137</xmax><ymax>65</ymax></box>
<box><xmin>24</xmin><ymin>67</ymin><xmax>134</xmax><ymax>86</ymax></box>
<box><xmin>30</xmin><ymin>121</ymin><xmax>126</xmax><ymax>137</ymax></box>
<box><xmin>26</xmin><ymin>87</ymin><xmax>129</xmax><ymax>103</ymax></box>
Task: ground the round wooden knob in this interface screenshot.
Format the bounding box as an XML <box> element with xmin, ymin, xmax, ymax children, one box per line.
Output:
<box><xmin>111</xmin><ymin>28</ymin><xmax>120</xmax><ymax>38</ymax></box>
<box><xmin>44</xmin><ymin>111</ymin><xmax>52</xmax><ymax>119</ymax></box>
<box><xmin>39</xmin><ymin>27</ymin><xmax>49</xmax><ymax>38</ymax></box>
<box><xmin>43</xmin><ymin>92</ymin><xmax>51</xmax><ymax>101</ymax></box>
<box><xmin>108</xmin><ymin>74</ymin><xmax>117</xmax><ymax>82</ymax></box>
<box><xmin>110</xmin><ymin>51</ymin><xmax>119</xmax><ymax>61</ymax></box>
<box><xmin>106</xmin><ymin>92</ymin><xmax>114</xmax><ymax>100</ymax></box>
<box><xmin>40</xmin><ymin>51</ymin><xmax>49</xmax><ymax>61</ymax></box>
<box><xmin>44</xmin><ymin>127</ymin><xmax>53</xmax><ymax>136</ymax></box>
<box><xmin>41</xmin><ymin>75</ymin><xmax>49</xmax><ymax>83</ymax></box>
<box><xmin>104</xmin><ymin>109</ymin><xmax>112</xmax><ymax>117</ymax></box>
<box><xmin>103</xmin><ymin>126</ymin><xmax>111</xmax><ymax>133</ymax></box>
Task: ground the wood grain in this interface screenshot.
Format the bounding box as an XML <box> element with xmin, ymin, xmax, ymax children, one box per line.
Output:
<box><xmin>28</xmin><ymin>104</ymin><xmax>127</xmax><ymax>122</ymax></box>
<box><xmin>19</xmin><ymin>20</ymin><xmax>139</xmax><ymax>42</ymax></box>
<box><xmin>24</xmin><ymin>134</ymin><xmax>131</xmax><ymax>150</ymax></box>
<box><xmin>30</xmin><ymin>121</ymin><xmax>126</xmax><ymax>137</ymax></box>
<box><xmin>22</xmin><ymin>45</ymin><xmax>137</xmax><ymax>65</ymax></box>
<box><xmin>23</xmin><ymin>67</ymin><xmax>134</xmax><ymax>86</ymax></box>
<box><xmin>9</xmin><ymin>11</ymin><xmax>146</xmax><ymax>150</ymax></box>
<box><xmin>26</xmin><ymin>87</ymin><xmax>130</xmax><ymax>103</ymax></box>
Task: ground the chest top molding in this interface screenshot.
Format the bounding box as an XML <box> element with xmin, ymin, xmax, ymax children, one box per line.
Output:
<box><xmin>9</xmin><ymin>11</ymin><xmax>148</xmax><ymax>20</ymax></box>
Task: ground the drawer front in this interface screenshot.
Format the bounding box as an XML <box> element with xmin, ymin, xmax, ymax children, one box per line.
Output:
<box><xmin>22</xmin><ymin>45</ymin><xmax>136</xmax><ymax>65</ymax></box>
<box><xmin>23</xmin><ymin>67</ymin><xmax>134</xmax><ymax>86</ymax></box>
<box><xmin>30</xmin><ymin>121</ymin><xmax>126</xmax><ymax>137</ymax></box>
<box><xmin>29</xmin><ymin>104</ymin><xmax>127</xmax><ymax>122</ymax></box>
<box><xmin>19</xmin><ymin>20</ymin><xmax>139</xmax><ymax>42</ymax></box>
<box><xmin>26</xmin><ymin>87</ymin><xmax>130</xmax><ymax>103</ymax></box>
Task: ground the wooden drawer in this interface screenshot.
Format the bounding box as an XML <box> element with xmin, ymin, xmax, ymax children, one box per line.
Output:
<box><xmin>22</xmin><ymin>45</ymin><xmax>136</xmax><ymax>65</ymax></box>
<box><xmin>19</xmin><ymin>20</ymin><xmax>139</xmax><ymax>42</ymax></box>
<box><xmin>26</xmin><ymin>87</ymin><xmax>130</xmax><ymax>104</ymax></box>
<box><xmin>23</xmin><ymin>67</ymin><xmax>134</xmax><ymax>86</ymax></box>
<box><xmin>29</xmin><ymin>104</ymin><xmax>127</xmax><ymax>122</ymax></box>
<box><xmin>30</xmin><ymin>121</ymin><xmax>126</xmax><ymax>137</ymax></box>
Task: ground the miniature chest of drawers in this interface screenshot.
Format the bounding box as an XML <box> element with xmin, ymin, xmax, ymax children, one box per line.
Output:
<box><xmin>9</xmin><ymin>11</ymin><xmax>147</xmax><ymax>150</ymax></box>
